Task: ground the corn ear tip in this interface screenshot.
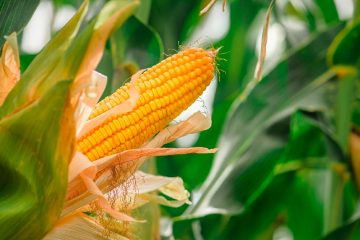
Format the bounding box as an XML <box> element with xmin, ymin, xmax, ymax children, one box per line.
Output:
<box><xmin>208</xmin><ymin>46</ymin><xmax>222</xmax><ymax>58</ymax></box>
<box><xmin>207</xmin><ymin>47</ymin><xmax>221</xmax><ymax>76</ymax></box>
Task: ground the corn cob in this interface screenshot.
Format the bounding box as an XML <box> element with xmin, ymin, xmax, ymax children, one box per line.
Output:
<box><xmin>77</xmin><ymin>48</ymin><xmax>215</xmax><ymax>161</ymax></box>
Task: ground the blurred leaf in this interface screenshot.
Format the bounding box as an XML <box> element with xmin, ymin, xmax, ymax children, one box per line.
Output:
<box><xmin>19</xmin><ymin>54</ymin><xmax>36</xmax><ymax>73</ymax></box>
<box><xmin>215</xmin><ymin>0</ymin><xmax>262</xmax><ymax>98</ymax></box>
<box><xmin>280</xmin><ymin>1</ymin><xmax>317</xmax><ymax>33</ymax></box>
<box><xmin>186</xmin><ymin>25</ymin><xmax>343</xmax><ymax>218</ymax></box>
<box><xmin>277</xmin><ymin>112</ymin><xmax>350</xmax><ymax>234</ymax></box>
<box><xmin>110</xmin><ymin>16</ymin><xmax>163</xmax><ymax>90</ymax></box>
<box><xmin>356</xmin><ymin>1</ymin><xmax>360</xmax><ymax>20</ymax></box>
<box><xmin>351</xmin><ymin>132</ymin><xmax>360</xmax><ymax>189</ymax></box>
<box><xmin>314</xmin><ymin>0</ymin><xmax>339</xmax><ymax>24</ymax></box>
<box><xmin>0</xmin><ymin>0</ymin><xmax>40</xmax><ymax>48</ymax></box>
<box><xmin>280</xmin><ymin>111</ymin><xmax>344</xmax><ymax>163</ymax></box>
<box><xmin>354</xmin><ymin>98</ymin><xmax>360</xmax><ymax>129</ymax></box>
<box><xmin>131</xmin><ymin>203</ymin><xmax>161</xmax><ymax>240</ymax></box>
<box><xmin>324</xmin><ymin>192</ymin><xmax>360</xmax><ymax>240</ymax></box>
<box><xmin>301</xmin><ymin>0</ymin><xmax>340</xmax><ymax>29</ymax></box>
<box><xmin>277</xmin><ymin>0</ymin><xmax>341</xmax><ymax>49</ymax></box>
<box><xmin>135</xmin><ymin>0</ymin><xmax>152</xmax><ymax>23</ymax></box>
<box><xmin>283</xmin><ymin>2</ymin><xmax>308</xmax><ymax>23</ymax></box>
<box><xmin>52</xmin><ymin>0</ymin><xmax>82</xmax><ymax>8</ymax></box>
<box><xmin>327</xmin><ymin>19</ymin><xmax>360</xmax><ymax>150</ymax></box>
<box><xmin>335</xmin><ymin>75</ymin><xmax>357</xmax><ymax>151</ymax></box>
<box><xmin>179</xmin><ymin>0</ymin><xmax>203</xmax><ymax>42</ymax></box>
<box><xmin>324</xmin><ymin>212</ymin><xmax>360</xmax><ymax>240</ymax></box>
<box><xmin>324</xmin><ymin>221</ymin><xmax>360</xmax><ymax>240</ymax></box>
<box><xmin>149</xmin><ymin>0</ymin><xmax>200</xmax><ymax>50</ymax></box>
<box><xmin>328</xmin><ymin>18</ymin><xmax>360</xmax><ymax>68</ymax></box>
<box><xmin>52</xmin><ymin>0</ymin><xmax>99</xmax><ymax>9</ymax></box>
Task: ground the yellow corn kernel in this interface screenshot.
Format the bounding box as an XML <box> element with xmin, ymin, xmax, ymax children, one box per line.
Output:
<box><xmin>78</xmin><ymin>48</ymin><xmax>215</xmax><ymax>161</ymax></box>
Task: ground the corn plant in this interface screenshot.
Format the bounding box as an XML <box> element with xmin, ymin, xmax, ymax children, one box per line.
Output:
<box><xmin>0</xmin><ymin>0</ymin><xmax>360</xmax><ymax>240</ymax></box>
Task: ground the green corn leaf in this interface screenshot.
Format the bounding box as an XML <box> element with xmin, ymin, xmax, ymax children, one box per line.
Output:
<box><xmin>0</xmin><ymin>80</ymin><xmax>74</xmax><ymax>239</ymax></box>
<box><xmin>328</xmin><ymin>18</ymin><xmax>360</xmax><ymax>70</ymax></box>
<box><xmin>327</xmin><ymin>18</ymin><xmax>360</xmax><ymax>151</ymax></box>
<box><xmin>0</xmin><ymin>0</ymin><xmax>40</xmax><ymax>48</ymax></box>
<box><xmin>134</xmin><ymin>0</ymin><xmax>152</xmax><ymax>23</ymax></box>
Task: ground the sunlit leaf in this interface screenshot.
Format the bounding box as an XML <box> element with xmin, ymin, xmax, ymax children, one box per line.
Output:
<box><xmin>134</xmin><ymin>0</ymin><xmax>152</xmax><ymax>23</ymax></box>
<box><xmin>0</xmin><ymin>80</ymin><xmax>74</xmax><ymax>239</ymax></box>
<box><xmin>0</xmin><ymin>0</ymin><xmax>40</xmax><ymax>48</ymax></box>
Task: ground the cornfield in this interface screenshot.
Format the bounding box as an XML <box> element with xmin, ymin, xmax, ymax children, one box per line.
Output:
<box><xmin>0</xmin><ymin>0</ymin><xmax>359</xmax><ymax>239</ymax></box>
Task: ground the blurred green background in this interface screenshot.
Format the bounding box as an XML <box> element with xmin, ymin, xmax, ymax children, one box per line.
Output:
<box><xmin>1</xmin><ymin>0</ymin><xmax>360</xmax><ymax>239</ymax></box>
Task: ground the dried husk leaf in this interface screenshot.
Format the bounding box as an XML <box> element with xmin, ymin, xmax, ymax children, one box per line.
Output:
<box><xmin>120</xmin><ymin>171</ymin><xmax>191</xmax><ymax>209</ymax></box>
<box><xmin>63</xmin><ymin>147</ymin><xmax>214</xmax><ymax>216</ymax></box>
<box><xmin>0</xmin><ymin>33</ymin><xmax>20</xmax><ymax>106</ymax></box>
<box><xmin>44</xmin><ymin>213</ymin><xmax>129</xmax><ymax>240</ymax></box>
